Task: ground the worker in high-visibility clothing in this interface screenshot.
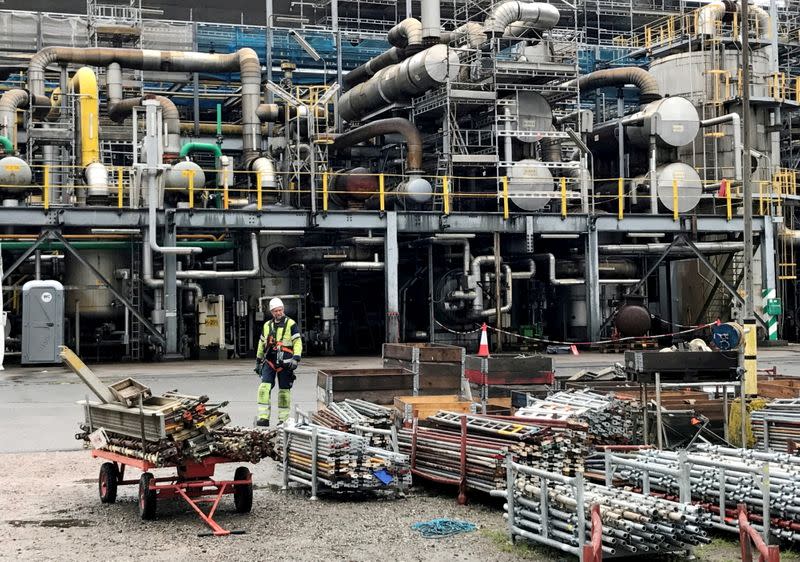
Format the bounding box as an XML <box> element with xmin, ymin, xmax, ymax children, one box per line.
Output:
<box><xmin>255</xmin><ymin>297</ymin><xmax>303</xmax><ymax>427</ymax></box>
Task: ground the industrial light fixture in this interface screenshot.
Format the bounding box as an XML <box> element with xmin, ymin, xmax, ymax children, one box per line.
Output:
<box><xmin>539</xmin><ymin>233</ymin><xmax>580</xmax><ymax>239</ymax></box>
<box><xmin>289</xmin><ymin>30</ymin><xmax>321</xmax><ymax>61</ymax></box>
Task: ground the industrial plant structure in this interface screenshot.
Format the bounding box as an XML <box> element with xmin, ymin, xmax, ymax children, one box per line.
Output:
<box><xmin>0</xmin><ymin>0</ymin><xmax>798</xmax><ymax>361</ymax></box>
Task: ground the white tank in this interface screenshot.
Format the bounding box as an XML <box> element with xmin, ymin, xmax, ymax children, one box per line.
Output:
<box><xmin>634</xmin><ymin>162</ymin><xmax>703</xmax><ymax>213</ymax></box>
<box><xmin>64</xmin><ymin>249</ymin><xmax>125</xmax><ymax>321</ymax></box>
<box><xmin>507</xmin><ymin>159</ymin><xmax>554</xmax><ymax>211</ymax></box>
<box><xmin>399</xmin><ymin>176</ymin><xmax>433</xmax><ymax>203</ymax></box>
<box><xmin>165</xmin><ymin>161</ymin><xmax>206</xmax><ymax>192</ymax></box>
<box><xmin>625</xmin><ymin>97</ymin><xmax>700</xmax><ymax>149</ymax></box>
<box><xmin>0</xmin><ymin>156</ymin><xmax>32</xmax><ymax>194</ymax></box>
<box><xmin>504</xmin><ymin>92</ymin><xmax>553</xmax><ymax>143</ymax></box>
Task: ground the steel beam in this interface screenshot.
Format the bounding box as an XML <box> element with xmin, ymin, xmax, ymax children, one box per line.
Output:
<box><xmin>1</xmin><ymin>230</ymin><xmax>50</xmax><ymax>282</ymax></box>
<box><xmin>163</xmin><ymin>218</ymin><xmax>179</xmax><ymax>356</ymax></box>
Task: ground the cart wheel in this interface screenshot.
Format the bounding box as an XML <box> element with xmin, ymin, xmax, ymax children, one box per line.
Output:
<box><xmin>138</xmin><ymin>472</ymin><xmax>157</xmax><ymax>520</ymax></box>
<box><xmin>233</xmin><ymin>467</ymin><xmax>253</xmax><ymax>514</ymax></box>
<box><xmin>99</xmin><ymin>463</ymin><xmax>118</xmax><ymax>504</ymax></box>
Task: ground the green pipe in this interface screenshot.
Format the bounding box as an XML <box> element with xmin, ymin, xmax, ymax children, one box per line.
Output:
<box><xmin>0</xmin><ymin>135</ymin><xmax>14</xmax><ymax>153</ymax></box>
<box><xmin>216</xmin><ymin>103</ymin><xmax>222</xmax><ymax>137</ymax></box>
<box><xmin>0</xmin><ymin>241</ymin><xmax>234</xmax><ymax>251</ymax></box>
<box><xmin>179</xmin><ymin>142</ymin><xmax>222</xmax><ymax>159</ymax></box>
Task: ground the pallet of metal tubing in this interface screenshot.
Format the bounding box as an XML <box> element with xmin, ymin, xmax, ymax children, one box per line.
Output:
<box><xmin>277</xmin><ymin>422</ymin><xmax>410</xmax><ymax>493</ymax></box>
<box><xmin>493</xmin><ymin>458</ymin><xmax>712</xmax><ymax>558</ymax></box>
<box><xmin>608</xmin><ymin>445</ymin><xmax>800</xmax><ymax>543</ymax></box>
<box><xmin>752</xmin><ymin>400</ymin><xmax>800</xmax><ymax>454</ymax></box>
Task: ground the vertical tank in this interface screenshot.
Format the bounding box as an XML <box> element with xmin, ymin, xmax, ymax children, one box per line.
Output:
<box><xmin>64</xmin><ymin>249</ymin><xmax>125</xmax><ymax>321</ymax></box>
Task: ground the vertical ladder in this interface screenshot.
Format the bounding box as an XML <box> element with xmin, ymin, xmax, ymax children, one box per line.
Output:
<box><xmin>128</xmin><ymin>239</ymin><xmax>142</xmax><ymax>360</ymax></box>
<box><xmin>234</xmin><ymin>278</ymin><xmax>248</xmax><ymax>358</ymax></box>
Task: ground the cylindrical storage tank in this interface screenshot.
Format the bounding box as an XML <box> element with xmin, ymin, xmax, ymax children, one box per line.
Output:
<box><xmin>649</xmin><ymin>49</ymin><xmax>773</xmax><ymax>181</ymax></box>
<box><xmin>164</xmin><ymin>161</ymin><xmax>206</xmax><ymax>195</ymax></box>
<box><xmin>0</xmin><ymin>156</ymin><xmax>33</xmax><ymax>195</ymax></box>
<box><xmin>633</xmin><ymin>162</ymin><xmax>703</xmax><ymax>213</ymax></box>
<box><xmin>507</xmin><ymin>159</ymin><xmax>554</xmax><ymax>211</ymax></box>
<box><xmin>614</xmin><ymin>303</ymin><xmax>651</xmax><ymax>337</ymax></box>
<box><xmin>64</xmin><ymin>249</ymin><xmax>125</xmax><ymax>321</ymax></box>
<box><xmin>397</xmin><ymin>176</ymin><xmax>433</xmax><ymax>204</ymax></box>
<box><xmin>625</xmin><ymin>97</ymin><xmax>700</xmax><ymax>148</ymax></box>
<box><xmin>504</xmin><ymin>92</ymin><xmax>553</xmax><ymax>143</ymax></box>
<box><xmin>566</xmin><ymin>285</ymin><xmax>587</xmax><ymax>340</ymax></box>
<box><xmin>331</xmin><ymin>167</ymin><xmax>378</xmax><ymax>206</ymax></box>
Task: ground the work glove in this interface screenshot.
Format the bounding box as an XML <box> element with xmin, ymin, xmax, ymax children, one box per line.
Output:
<box><xmin>254</xmin><ymin>359</ymin><xmax>263</xmax><ymax>375</ymax></box>
<box><xmin>288</xmin><ymin>357</ymin><xmax>300</xmax><ymax>371</ymax></box>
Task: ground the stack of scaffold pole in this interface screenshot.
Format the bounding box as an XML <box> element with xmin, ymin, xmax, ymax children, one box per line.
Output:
<box><xmin>751</xmin><ymin>399</ymin><xmax>800</xmax><ymax>454</ymax></box>
<box><xmin>276</xmin><ymin>420</ymin><xmax>410</xmax><ymax>496</ymax></box>
<box><xmin>493</xmin><ymin>458</ymin><xmax>711</xmax><ymax>558</ymax></box>
<box><xmin>310</xmin><ymin>399</ymin><xmax>395</xmax><ymax>448</ymax></box>
<box><xmin>607</xmin><ymin>444</ymin><xmax>800</xmax><ymax>543</ymax></box>
<box><xmin>516</xmin><ymin>389</ymin><xmax>640</xmax><ymax>445</ymax></box>
<box><xmin>397</xmin><ymin>411</ymin><xmax>591</xmax><ymax>502</ymax></box>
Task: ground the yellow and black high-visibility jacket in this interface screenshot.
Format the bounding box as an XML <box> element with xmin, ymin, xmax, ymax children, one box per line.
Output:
<box><xmin>256</xmin><ymin>317</ymin><xmax>303</xmax><ymax>361</ymax></box>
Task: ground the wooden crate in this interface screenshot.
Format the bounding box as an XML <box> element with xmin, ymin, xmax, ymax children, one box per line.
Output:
<box><xmin>382</xmin><ymin>343</ymin><xmax>465</xmax><ymax>395</ymax></box>
<box><xmin>758</xmin><ymin>377</ymin><xmax>800</xmax><ymax>399</ymax></box>
<box><xmin>317</xmin><ymin>368</ymin><xmax>415</xmax><ymax>406</ymax></box>
<box><xmin>394</xmin><ymin>394</ymin><xmax>475</xmax><ymax>422</ymax></box>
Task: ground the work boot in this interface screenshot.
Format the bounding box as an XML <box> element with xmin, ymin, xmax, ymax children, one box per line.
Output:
<box><xmin>256</xmin><ymin>419</ymin><xmax>270</xmax><ymax>427</ymax></box>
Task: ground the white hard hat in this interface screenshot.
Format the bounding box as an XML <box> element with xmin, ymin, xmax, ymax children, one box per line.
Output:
<box><xmin>269</xmin><ymin>297</ymin><xmax>284</xmax><ymax>311</ymax></box>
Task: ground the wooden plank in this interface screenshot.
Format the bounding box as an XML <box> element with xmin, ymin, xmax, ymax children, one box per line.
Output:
<box><xmin>317</xmin><ymin>368</ymin><xmax>414</xmax><ymax>391</ymax></box>
<box><xmin>758</xmin><ymin>381</ymin><xmax>800</xmax><ymax>399</ymax></box>
<box><xmin>382</xmin><ymin>343</ymin><xmax>415</xmax><ymax>362</ymax></box>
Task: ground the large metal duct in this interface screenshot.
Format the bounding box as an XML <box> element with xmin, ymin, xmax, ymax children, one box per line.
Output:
<box><xmin>26</xmin><ymin>47</ymin><xmax>262</xmax><ymax>164</ymax></box>
<box><xmin>483</xmin><ymin>1</ymin><xmax>560</xmax><ymax>35</ymax></box>
<box><xmin>441</xmin><ymin>22</ymin><xmax>487</xmax><ymax>48</ymax></box>
<box><xmin>388</xmin><ymin>18</ymin><xmax>424</xmax><ymax>50</ymax></box>
<box><xmin>338</xmin><ymin>44</ymin><xmax>459</xmax><ymax>122</ymax></box>
<box><xmin>697</xmin><ymin>0</ymin><xmax>769</xmax><ymax>38</ymax></box>
<box><xmin>564</xmin><ymin>67</ymin><xmax>662</xmax><ymax>104</ymax></box>
<box><xmin>342</xmin><ymin>48</ymin><xmax>406</xmax><ymax>91</ymax></box>
<box><xmin>106</xmin><ymin>63</ymin><xmax>181</xmax><ymax>157</ymax></box>
<box><xmin>333</xmin><ymin>117</ymin><xmax>423</xmax><ymax>172</ymax></box>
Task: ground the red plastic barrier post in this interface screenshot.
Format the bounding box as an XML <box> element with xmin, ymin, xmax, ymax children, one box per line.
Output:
<box><xmin>581</xmin><ymin>504</ymin><xmax>603</xmax><ymax>562</ymax></box>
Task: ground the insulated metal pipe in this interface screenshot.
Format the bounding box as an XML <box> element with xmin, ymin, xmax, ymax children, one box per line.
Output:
<box><xmin>483</xmin><ymin>1</ymin><xmax>560</xmax><ymax>35</ymax></box>
<box><xmin>341</xmin><ymin>48</ymin><xmax>406</xmax><ymax>91</ymax></box>
<box><xmin>388</xmin><ymin>18</ymin><xmax>424</xmax><ymax>49</ymax></box>
<box><xmin>107</xmin><ymin>63</ymin><xmax>182</xmax><ymax>157</ymax></box>
<box><xmin>597</xmin><ymin>242</ymin><xmax>745</xmax><ymax>253</ymax></box>
<box><xmin>420</xmin><ymin>0</ymin><xmax>442</xmax><ymax>40</ymax></box>
<box><xmin>697</xmin><ymin>0</ymin><xmax>769</xmax><ymax>38</ymax></box>
<box><xmin>563</xmin><ymin>67</ymin><xmax>661</xmax><ymax>104</ymax></box>
<box><xmin>332</xmin><ymin>117</ymin><xmax>424</xmax><ymax>172</ymax></box>
<box><xmin>338</xmin><ymin>44</ymin><xmax>458</xmax><ymax>122</ymax></box>
<box><xmin>27</xmin><ymin>47</ymin><xmax>262</xmax><ymax>163</ymax></box>
<box><xmin>170</xmin><ymin>233</ymin><xmax>260</xmax><ymax>279</ymax></box>
<box><xmin>701</xmin><ymin>113</ymin><xmax>742</xmax><ymax>181</ymax></box>
<box><xmin>441</xmin><ymin>22</ymin><xmax>487</xmax><ymax>47</ymax></box>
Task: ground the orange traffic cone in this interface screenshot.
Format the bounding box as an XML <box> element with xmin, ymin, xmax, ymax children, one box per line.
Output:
<box><xmin>477</xmin><ymin>323</ymin><xmax>490</xmax><ymax>357</ymax></box>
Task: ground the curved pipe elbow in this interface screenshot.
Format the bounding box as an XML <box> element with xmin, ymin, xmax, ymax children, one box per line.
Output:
<box><xmin>388</xmin><ymin>18</ymin><xmax>424</xmax><ymax>50</ymax></box>
<box><xmin>567</xmin><ymin>67</ymin><xmax>661</xmax><ymax>104</ymax></box>
<box><xmin>484</xmin><ymin>1</ymin><xmax>560</xmax><ymax>35</ymax></box>
<box><xmin>333</xmin><ymin>117</ymin><xmax>424</xmax><ymax>172</ymax></box>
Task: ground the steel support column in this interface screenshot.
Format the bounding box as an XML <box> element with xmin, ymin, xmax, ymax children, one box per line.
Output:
<box><xmin>585</xmin><ymin>225</ymin><xmax>601</xmax><ymax>341</ymax></box>
<box><xmin>163</xmin><ymin>217</ymin><xmax>179</xmax><ymax>356</ymax></box>
<box><xmin>385</xmin><ymin>211</ymin><xmax>400</xmax><ymax>344</ymax></box>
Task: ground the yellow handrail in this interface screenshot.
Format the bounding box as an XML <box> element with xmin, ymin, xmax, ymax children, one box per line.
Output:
<box><xmin>442</xmin><ymin>175</ymin><xmax>450</xmax><ymax>215</ymax></box>
<box><xmin>379</xmin><ymin>173</ymin><xmax>385</xmax><ymax>212</ymax></box>
<box><xmin>617</xmin><ymin>177</ymin><xmax>624</xmax><ymax>220</ymax></box>
<box><xmin>322</xmin><ymin>172</ymin><xmax>329</xmax><ymax>212</ymax></box>
<box><xmin>502</xmin><ymin>176</ymin><xmax>509</xmax><ymax>220</ymax></box>
<box><xmin>256</xmin><ymin>172</ymin><xmax>262</xmax><ymax>211</ymax></box>
<box><xmin>43</xmin><ymin>165</ymin><xmax>49</xmax><ymax>210</ymax></box>
<box><xmin>725</xmin><ymin>179</ymin><xmax>732</xmax><ymax>220</ymax></box>
<box><xmin>672</xmin><ymin>178</ymin><xmax>679</xmax><ymax>221</ymax></box>
<box><xmin>117</xmin><ymin>166</ymin><xmax>123</xmax><ymax>209</ymax></box>
<box><xmin>560</xmin><ymin>177</ymin><xmax>567</xmax><ymax>219</ymax></box>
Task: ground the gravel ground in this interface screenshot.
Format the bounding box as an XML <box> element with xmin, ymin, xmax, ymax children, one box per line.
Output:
<box><xmin>3</xmin><ymin>450</ymin><xmax>800</xmax><ymax>562</ymax></box>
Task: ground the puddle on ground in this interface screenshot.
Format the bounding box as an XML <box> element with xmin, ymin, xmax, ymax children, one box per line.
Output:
<box><xmin>7</xmin><ymin>519</ymin><xmax>93</xmax><ymax>528</ymax></box>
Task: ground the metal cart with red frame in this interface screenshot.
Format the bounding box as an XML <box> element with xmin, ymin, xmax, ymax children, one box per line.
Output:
<box><xmin>93</xmin><ymin>449</ymin><xmax>254</xmax><ymax>536</ymax></box>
